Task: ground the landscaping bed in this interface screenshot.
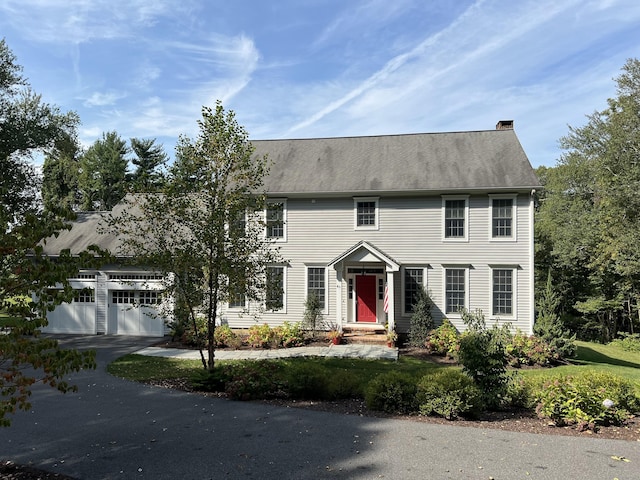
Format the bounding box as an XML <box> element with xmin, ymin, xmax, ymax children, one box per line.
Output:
<box><xmin>136</xmin><ymin>345</ymin><xmax>640</xmax><ymax>442</ymax></box>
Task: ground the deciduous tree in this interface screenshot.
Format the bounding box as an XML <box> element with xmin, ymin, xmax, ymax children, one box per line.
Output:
<box><xmin>536</xmin><ymin>58</ymin><xmax>640</xmax><ymax>339</ymax></box>
<box><xmin>110</xmin><ymin>101</ymin><xmax>280</xmax><ymax>371</ymax></box>
<box><xmin>0</xmin><ymin>39</ymin><xmax>96</xmax><ymax>426</ymax></box>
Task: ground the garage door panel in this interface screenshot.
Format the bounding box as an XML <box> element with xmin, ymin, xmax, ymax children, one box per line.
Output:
<box><xmin>44</xmin><ymin>303</ymin><xmax>96</xmax><ymax>334</ymax></box>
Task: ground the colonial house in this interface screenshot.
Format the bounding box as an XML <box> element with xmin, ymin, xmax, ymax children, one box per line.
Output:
<box><xmin>41</xmin><ymin>121</ymin><xmax>541</xmax><ymax>337</ymax></box>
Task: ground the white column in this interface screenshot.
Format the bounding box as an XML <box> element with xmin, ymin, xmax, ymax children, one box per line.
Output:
<box><xmin>335</xmin><ymin>267</ymin><xmax>343</xmax><ymax>327</ymax></box>
<box><xmin>386</xmin><ymin>270</ymin><xmax>395</xmax><ymax>331</ymax></box>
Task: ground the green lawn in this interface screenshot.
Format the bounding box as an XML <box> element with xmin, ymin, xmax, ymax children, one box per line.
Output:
<box><xmin>518</xmin><ymin>341</ymin><xmax>640</xmax><ymax>388</ymax></box>
<box><xmin>108</xmin><ymin>354</ymin><xmax>445</xmax><ymax>384</ymax></box>
<box><xmin>108</xmin><ymin>340</ymin><xmax>640</xmax><ymax>395</ymax></box>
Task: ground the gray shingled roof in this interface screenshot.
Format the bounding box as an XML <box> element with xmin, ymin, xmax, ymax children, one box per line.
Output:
<box><xmin>41</xmin><ymin>129</ymin><xmax>540</xmax><ymax>255</ymax></box>
<box><xmin>254</xmin><ymin>129</ymin><xmax>540</xmax><ymax>195</ymax></box>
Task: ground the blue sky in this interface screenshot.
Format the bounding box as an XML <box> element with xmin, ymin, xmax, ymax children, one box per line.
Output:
<box><xmin>2</xmin><ymin>0</ymin><xmax>639</xmax><ymax>168</ymax></box>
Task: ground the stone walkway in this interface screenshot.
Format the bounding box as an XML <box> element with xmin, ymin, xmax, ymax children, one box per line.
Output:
<box><xmin>135</xmin><ymin>343</ymin><xmax>399</xmax><ymax>361</ymax></box>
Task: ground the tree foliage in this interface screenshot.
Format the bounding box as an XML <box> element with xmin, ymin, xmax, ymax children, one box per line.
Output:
<box><xmin>129</xmin><ymin>137</ymin><xmax>168</xmax><ymax>192</ymax></box>
<box><xmin>110</xmin><ymin>101</ymin><xmax>280</xmax><ymax>371</ymax></box>
<box><xmin>79</xmin><ymin>131</ymin><xmax>130</xmax><ymax>211</ymax></box>
<box><xmin>536</xmin><ymin>58</ymin><xmax>640</xmax><ymax>340</ymax></box>
<box><xmin>0</xmin><ymin>39</ymin><xmax>96</xmax><ymax>426</ymax></box>
<box><xmin>408</xmin><ymin>287</ymin><xmax>434</xmax><ymax>347</ymax></box>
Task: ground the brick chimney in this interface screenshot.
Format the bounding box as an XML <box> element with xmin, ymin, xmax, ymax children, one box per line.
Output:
<box><xmin>496</xmin><ymin>120</ymin><xmax>514</xmax><ymax>130</ymax></box>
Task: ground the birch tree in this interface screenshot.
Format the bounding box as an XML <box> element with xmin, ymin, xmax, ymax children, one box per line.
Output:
<box><xmin>111</xmin><ymin>101</ymin><xmax>280</xmax><ymax>370</ymax></box>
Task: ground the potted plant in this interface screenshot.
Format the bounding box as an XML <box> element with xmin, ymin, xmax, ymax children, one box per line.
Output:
<box><xmin>386</xmin><ymin>326</ymin><xmax>398</xmax><ymax>348</ymax></box>
<box><xmin>327</xmin><ymin>329</ymin><xmax>342</xmax><ymax>345</ymax></box>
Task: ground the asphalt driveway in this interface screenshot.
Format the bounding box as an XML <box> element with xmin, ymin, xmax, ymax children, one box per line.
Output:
<box><xmin>1</xmin><ymin>335</ymin><xmax>638</xmax><ymax>480</ymax></box>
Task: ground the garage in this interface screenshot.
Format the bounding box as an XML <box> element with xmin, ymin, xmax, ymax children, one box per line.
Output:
<box><xmin>107</xmin><ymin>290</ymin><xmax>164</xmax><ymax>336</ymax></box>
<box><xmin>43</xmin><ymin>290</ymin><xmax>97</xmax><ymax>334</ymax></box>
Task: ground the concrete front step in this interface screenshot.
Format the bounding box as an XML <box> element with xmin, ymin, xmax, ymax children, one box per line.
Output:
<box><xmin>341</xmin><ymin>325</ymin><xmax>388</xmax><ymax>345</ymax></box>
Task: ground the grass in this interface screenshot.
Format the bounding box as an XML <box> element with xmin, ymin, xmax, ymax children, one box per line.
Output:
<box><xmin>108</xmin><ymin>340</ymin><xmax>640</xmax><ymax>397</ymax></box>
<box><xmin>518</xmin><ymin>341</ymin><xmax>640</xmax><ymax>383</ymax></box>
<box><xmin>108</xmin><ymin>354</ymin><xmax>445</xmax><ymax>390</ymax></box>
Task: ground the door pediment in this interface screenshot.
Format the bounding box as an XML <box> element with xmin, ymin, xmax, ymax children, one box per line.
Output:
<box><xmin>328</xmin><ymin>241</ymin><xmax>399</xmax><ymax>272</ymax></box>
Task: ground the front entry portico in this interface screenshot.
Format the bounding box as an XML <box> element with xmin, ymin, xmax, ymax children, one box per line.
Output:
<box><xmin>328</xmin><ymin>241</ymin><xmax>400</xmax><ymax>330</ymax></box>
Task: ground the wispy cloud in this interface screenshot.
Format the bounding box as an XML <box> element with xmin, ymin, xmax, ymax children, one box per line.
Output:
<box><xmin>285</xmin><ymin>0</ymin><xmax>582</xmax><ymax>136</ymax></box>
<box><xmin>83</xmin><ymin>91</ymin><xmax>127</xmax><ymax>107</ymax></box>
<box><xmin>0</xmin><ymin>0</ymin><xmax>194</xmax><ymax>44</ymax></box>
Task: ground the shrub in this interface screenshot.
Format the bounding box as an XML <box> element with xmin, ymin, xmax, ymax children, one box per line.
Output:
<box><xmin>505</xmin><ymin>332</ymin><xmax>559</xmax><ymax>367</ymax></box>
<box><xmin>274</xmin><ymin>321</ymin><xmax>306</xmax><ymax>348</ymax></box>
<box><xmin>426</xmin><ymin>319</ymin><xmax>460</xmax><ymax>357</ymax></box>
<box><xmin>457</xmin><ymin>309</ymin><xmax>511</xmax><ymax>409</ymax></box>
<box><xmin>365</xmin><ymin>372</ymin><xmax>417</xmax><ymax>414</ymax></box>
<box><xmin>325</xmin><ymin>370</ymin><xmax>363</xmax><ymax>400</ymax></box>
<box><xmin>609</xmin><ymin>332</ymin><xmax>640</xmax><ymax>352</ymax></box>
<box><xmin>285</xmin><ymin>363</ymin><xmax>331</xmax><ymax>400</ymax></box>
<box><xmin>504</xmin><ymin>375</ymin><xmax>540</xmax><ymax>410</ymax></box>
<box><xmin>190</xmin><ymin>363</ymin><xmax>235</xmax><ymax>392</ymax></box>
<box><xmin>533</xmin><ymin>371</ymin><xmax>640</xmax><ymax>429</ymax></box>
<box><xmin>302</xmin><ymin>293</ymin><xmax>324</xmax><ymax>336</ymax></box>
<box><xmin>180</xmin><ymin>314</ymin><xmax>207</xmax><ymax>347</ymax></box>
<box><xmin>214</xmin><ymin>324</ymin><xmax>242</xmax><ymax>349</ymax></box>
<box><xmin>247</xmin><ymin>323</ymin><xmax>275</xmax><ymax>348</ymax></box>
<box><xmin>408</xmin><ymin>288</ymin><xmax>434</xmax><ymax>347</ymax></box>
<box><xmin>223</xmin><ymin>361</ymin><xmax>287</xmax><ymax>400</ymax></box>
<box><xmin>534</xmin><ymin>272</ymin><xmax>576</xmax><ymax>358</ymax></box>
<box><xmin>416</xmin><ymin>369</ymin><xmax>483</xmax><ymax>419</ymax></box>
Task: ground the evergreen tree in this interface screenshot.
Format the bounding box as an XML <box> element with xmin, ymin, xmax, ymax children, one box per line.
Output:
<box><xmin>408</xmin><ymin>287</ymin><xmax>434</xmax><ymax>347</ymax></box>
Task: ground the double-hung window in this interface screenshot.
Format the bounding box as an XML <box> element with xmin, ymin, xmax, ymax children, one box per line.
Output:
<box><xmin>266</xmin><ymin>200</ymin><xmax>286</xmax><ymax>240</ymax></box>
<box><xmin>489</xmin><ymin>195</ymin><xmax>517</xmax><ymax>240</ymax></box>
<box><xmin>443</xmin><ymin>196</ymin><xmax>468</xmax><ymax>240</ymax></box>
<box><xmin>404</xmin><ymin>268</ymin><xmax>424</xmax><ymax>314</ymax></box>
<box><xmin>492</xmin><ymin>268</ymin><xmax>514</xmax><ymax>316</ymax></box>
<box><xmin>354</xmin><ymin>197</ymin><xmax>379</xmax><ymax>230</ymax></box>
<box><xmin>266</xmin><ymin>266</ymin><xmax>285</xmax><ymax>312</ymax></box>
<box><xmin>306</xmin><ymin>266</ymin><xmax>327</xmax><ymax>312</ymax></box>
<box><xmin>228</xmin><ymin>283</ymin><xmax>246</xmax><ymax>309</ymax></box>
<box><xmin>444</xmin><ymin>268</ymin><xmax>466</xmax><ymax>314</ymax></box>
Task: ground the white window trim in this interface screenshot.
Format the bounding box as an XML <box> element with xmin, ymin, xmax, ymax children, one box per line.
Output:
<box><xmin>353</xmin><ymin>197</ymin><xmax>379</xmax><ymax>231</ymax></box>
<box><xmin>441</xmin><ymin>195</ymin><xmax>469</xmax><ymax>242</ymax></box>
<box><xmin>489</xmin><ymin>265</ymin><xmax>518</xmax><ymax>320</ymax></box>
<box><xmin>305</xmin><ymin>265</ymin><xmax>329</xmax><ymax>314</ymax></box>
<box><xmin>402</xmin><ymin>266</ymin><xmax>428</xmax><ymax>316</ymax></box>
<box><xmin>265</xmin><ymin>198</ymin><xmax>287</xmax><ymax>242</ymax></box>
<box><xmin>442</xmin><ymin>265</ymin><xmax>470</xmax><ymax>317</ymax></box>
<box><xmin>265</xmin><ymin>265</ymin><xmax>287</xmax><ymax>314</ymax></box>
<box><xmin>488</xmin><ymin>194</ymin><xmax>518</xmax><ymax>242</ymax></box>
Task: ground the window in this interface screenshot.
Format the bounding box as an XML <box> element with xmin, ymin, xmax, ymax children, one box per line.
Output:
<box><xmin>307</xmin><ymin>267</ymin><xmax>326</xmax><ymax>310</ymax></box>
<box><xmin>229</xmin><ymin>209</ymin><xmax>246</xmax><ymax>238</ymax></box>
<box><xmin>140</xmin><ymin>291</ymin><xmax>159</xmax><ymax>305</ymax></box>
<box><xmin>492</xmin><ymin>269</ymin><xmax>513</xmax><ymax>315</ymax></box>
<box><xmin>445</xmin><ymin>268</ymin><xmax>466</xmax><ymax>314</ymax></box>
<box><xmin>491</xmin><ymin>197</ymin><xmax>514</xmax><ymax>238</ymax></box>
<box><xmin>266</xmin><ymin>200</ymin><xmax>286</xmax><ymax>240</ymax></box>
<box><xmin>112</xmin><ymin>291</ymin><xmax>135</xmax><ymax>304</ymax></box>
<box><xmin>404</xmin><ymin>268</ymin><xmax>424</xmax><ymax>314</ymax></box>
<box><xmin>74</xmin><ymin>289</ymin><xmax>94</xmax><ymax>303</ymax></box>
<box><xmin>266</xmin><ymin>266</ymin><xmax>285</xmax><ymax>311</ymax></box>
<box><xmin>354</xmin><ymin>197</ymin><xmax>379</xmax><ymax>229</ymax></box>
<box><xmin>443</xmin><ymin>197</ymin><xmax>468</xmax><ymax>239</ymax></box>
<box><xmin>228</xmin><ymin>290</ymin><xmax>246</xmax><ymax>309</ymax></box>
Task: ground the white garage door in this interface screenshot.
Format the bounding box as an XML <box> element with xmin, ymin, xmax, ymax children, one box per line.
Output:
<box><xmin>43</xmin><ymin>290</ymin><xmax>96</xmax><ymax>334</ymax></box>
<box><xmin>108</xmin><ymin>290</ymin><xmax>164</xmax><ymax>337</ymax></box>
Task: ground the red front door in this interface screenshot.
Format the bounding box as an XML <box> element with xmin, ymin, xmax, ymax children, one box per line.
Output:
<box><xmin>356</xmin><ymin>275</ymin><xmax>377</xmax><ymax>322</ymax></box>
